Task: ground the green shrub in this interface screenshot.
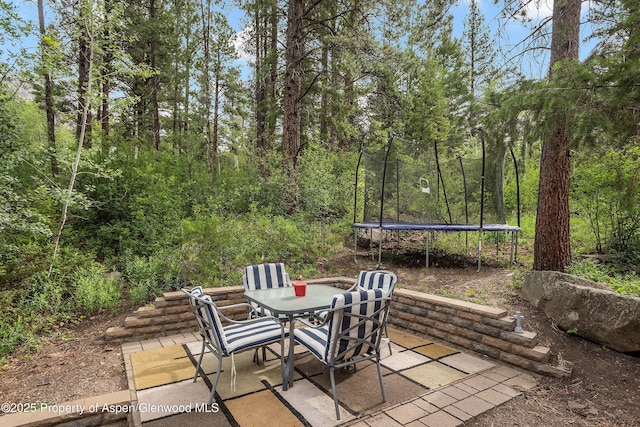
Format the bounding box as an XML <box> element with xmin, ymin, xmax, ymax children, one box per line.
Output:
<box><xmin>566</xmin><ymin>258</ymin><xmax>640</xmax><ymax>296</ymax></box>
<box><xmin>122</xmin><ymin>248</ymin><xmax>185</xmax><ymax>305</ymax></box>
<box><xmin>572</xmin><ymin>144</ymin><xmax>640</xmax><ymax>256</ymax></box>
<box><xmin>0</xmin><ymin>289</ymin><xmax>42</xmax><ymax>360</ymax></box>
<box><xmin>180</xmin><ymin>212</ymin><xmax>330</xmax><ymax>285</ymax></box>
<box><xmin>74</xmin><ymin>264</ymin><xmax>121</xmax><ymax>314</ymax></box>
<box><xmin>128</xmin><ymin>279</ymin><xmax>155</xmax><ymax>307</ymax></box>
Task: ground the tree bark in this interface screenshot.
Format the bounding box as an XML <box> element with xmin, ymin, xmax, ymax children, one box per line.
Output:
<box><xmin>255</xmin><ymin>3</ymin><xmax>267</xmax><ymax>157</ymax></box>
<box><xmin>38</xmin><ymin>0</ymin><xmax>58</xmax><ymax>177</ymax></box>
<box><xmin>150</xmin><ymin>0</ymin><xmax>161</xmax><ymax>150</ymax></box>
<box><xmin>77</xmin><ymin>17</ymin><xmax>92</xmax><ymax>147</ymax></box>
<box><xmin>49</xmin><ymin>1</ymin><xmax>95</xmax><ymax>276</ymax></box>
<box><xmin>533</xmin><ymin>0</ymin><xmax>581</xmax><ymax>271</ymax></box>
<box><xmin>101</xmin><ymin>0</ymin><xmax>112</xmax><ymax>138</ymax></box>
<box><xmin>282</xmin><ymin>0</ymin><xmax>304</xmax><ymax>212</ymax></box>
<box><xmin>201</xmin><ymin>0</ymin><xmax>213</xmax><ymax>175</ymax></box>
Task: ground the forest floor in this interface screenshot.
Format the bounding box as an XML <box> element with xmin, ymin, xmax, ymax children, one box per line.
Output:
<box><xmin>1</xmin><ymin>242</ymin><xmax>639</xmax><ymax>426</ymax></box>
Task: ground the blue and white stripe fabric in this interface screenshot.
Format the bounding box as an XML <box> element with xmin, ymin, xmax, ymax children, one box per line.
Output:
<box><xmin>356</xmin><ymin>270</ymin><xmax>397</xmax><ymax>294</ymax></box>
<box><xmin>186</xmin><ymin>287</ymin><xmax>282</xmax><ymax>356</ymax></box>
<box><xmin>243</xmin><ymin>263</ymin><xmax>291</xmax><ymax>290</ymax></box>
<box><xmin>223</xmin><ymin>319</ymin><xmax>283</xmax><ymax>354</ymax></box>
<box><xmin>295</xmin><ymin>288</ymin><xmax>388</xmax><ymax>365</ymax></box>
<box><xmin>243</xmin><ymin>263</ymin><xmax>292</xmax><ymax>318</ymax></box>
<box><xmin>185</xmin><ymin>287</ymin><xmax>227</xmax><ymax>352</ymax></box>
<box><xmin>315</xmin><ymin>271</ymin><xmax>396</xmax><ymax>320</ymax></box>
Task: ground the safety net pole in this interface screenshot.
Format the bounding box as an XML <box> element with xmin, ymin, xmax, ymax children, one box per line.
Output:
<box><xmin>353</xmin><ymin>146</ymin><xmax>365</xmax><ymax>263</ymax></box>
<box><xmin>377</xmin><ymin>133</ymin><xmax>395</xmax><ymax>268</ymax></box>
<box><xmin>510</xmin><ymin>147</ymin><xmax>521</xmax><ymax>264</ymax></box>
<box><xmin>478</xmin><ymin>128</ymin><xmax>486</xmax><ymax>272</ymax></box>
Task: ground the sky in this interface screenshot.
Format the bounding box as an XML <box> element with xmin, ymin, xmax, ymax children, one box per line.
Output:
<box><xmin>4</xmin><ymin>0</ymin><xmax>597</xmax><ymax>82</ymax></box>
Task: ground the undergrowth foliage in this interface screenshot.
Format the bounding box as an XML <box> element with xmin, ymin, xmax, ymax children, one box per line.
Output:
<box><xmin>1</xmin><ymin>95</ymin><xmax>640</xmax><ymax>363</ymax></box>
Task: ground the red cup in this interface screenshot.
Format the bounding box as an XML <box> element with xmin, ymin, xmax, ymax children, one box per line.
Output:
<box><xmin>293</xmin><ymin>281</ymin><xmax>307</xmax><ymax>297</ymax></box>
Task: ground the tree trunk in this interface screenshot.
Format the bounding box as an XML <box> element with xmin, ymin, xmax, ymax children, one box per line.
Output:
<box><xmin>282</xmin><ymin>0</ymin><xmax>304</xmax><ymax>212</ymax></box>
<box><xmin>49</xmin><ymin>1</ymin><xmax>95</xmax><ymax>276</ymax></box>
<box><xmin>267</xmin><ymin>1</ymin><xmax>278</xmax><ymax>148</ymax></box>
<box><xmin>533</xmin><ymin>0</ymin><xmax>581</xmax><ymax>271</ymax></box>
<box><xmin>255</xmin><ymin>3</ymin><xmax>267</xmax><ymax>159</ymax></box>
<box><xmin>77</xmin><ymin>20</ymin><xmax>92</xmax><ymax>147</ymax></box>
<box><xmin>101</xmin><ymin>0</ymin><xmax>112</xmax><ymax>139</ymax></box>
<box><xmin>38</xmin><ymin>0</ymin><xmax>58</xmax><ymax>177</ymax></box>
<box><xmin>213</xmin><ymin>50</ymin><xmax>220</xmax><ymax>174</ymax></box>
<box><xmin>201</xmin><ymin>0</ymin><xmax>214</xmax><ymax>175</ymax></box>
<box><xmin>149</xmin><ymin>0</ymin><xmax>161</xmax><ymax>150</ymax></box>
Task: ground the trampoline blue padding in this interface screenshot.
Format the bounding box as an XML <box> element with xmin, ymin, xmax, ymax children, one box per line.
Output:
<box><xmin>353</xmin><ymin>222</ymin><xmax>521</xmax><ymax>233</ymax></box>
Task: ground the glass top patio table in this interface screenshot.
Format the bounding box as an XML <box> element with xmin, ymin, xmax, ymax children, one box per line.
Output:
<box><xmin>244</xmin><ymin>283</ymin><xmax>341</xmax><ymax>315</ymax></box>
<box><xmin>244</xmin><ymin>283</ymin><xmax>343</xmax><ymax>390</ymax></box>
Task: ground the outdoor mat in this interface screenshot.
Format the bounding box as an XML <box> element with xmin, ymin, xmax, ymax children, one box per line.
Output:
<box><xmin>440</xmin><ymin>353</ymin><xmax>497</xmax><ymax>374</ymax></box>
<box><xmin>401</xmin><ymin>361</ymin><xmax>468</xmax><ymax>389</ymax></box>
<box><xmin>131</xmin><ymin>334</ymin><xmax>497</xmax><ymax>426</ymax></box>
<box><xmin>136</xmin><ymin>378</ymin><xmax>210</xmax><ymax>423</ymax></box>
<box><xmin>275</xmin><ymin>379</ymin><xmax>355</xmax><ymax>426</ymax></box>
<box><xmin>380</xmin><ymin>343</ymin><xmax>432</xmax><ymax>371</ymax></box>
<box><xmin>387</xmin><ymin>327</ymin><xmax>433</xmax><ymax>348</ymax></box>
<box><xmin>305</xmin><ymin>361</ymin><xmax>428</xmax><ymax>415</ymax></box>
<box><xmin>415</xmin><ymin>343</ymin><xmax>460</xmax><ymax>359</ymax></box>
<box><xmin>131</xmin><ymin>345</ymin><xmax>195</xmax><ymax>390</ymax></box>
<box><xmin>183</xmin><ymin>344</ymin><xmax>303</xmax><ymax>400</ymax></box>
<box><xmin>144</xmin><ymin>410</ymin><xmax>233</xmax><ymax>427</ymax></box>
<box><xmin>225</xmin><ymin>389</ymin><xmax>305</xmax><ymax>427</ymax></box>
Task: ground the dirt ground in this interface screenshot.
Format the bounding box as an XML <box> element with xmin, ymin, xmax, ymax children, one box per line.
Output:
<box><xmin>1</xmin><ymin>244</ymin><xmax>639</xmax><ymax>426</ymax></box>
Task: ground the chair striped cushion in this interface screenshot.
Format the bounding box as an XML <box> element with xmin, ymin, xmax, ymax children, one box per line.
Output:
<box><xmin>243</xmin><ymin>263</ymin><xmax>290</xmax><ymax>290</ymax></box>
<box><xmin>325</xmin><ymin>289</ymin><xmax>385</xmax><ymax>362</ymax></box>
<box><xmin>224</xmin><ymin>319</ymin><xmax>283</xmax><ymax>354</ymax></box>
<box><xmin>186</xmin><ymin>287</ymin><xmax>283</xmax><ymax>356</ymax></box>
<box><xmin>184</xmin><ymin>287</ymin><xmax>229</xmax><ymax>352</ymax></box>
<box><xmin>357</xmin><ymin>271</ymin><xmax>397</xmax><ymax>294</ymax></box>
<box><xmin>314</xmin><ymin>271</ymin><xmax>396</xmax><ymax>321</ymax></box>
<box><xmin>296</xmin><ymin>289</ymin><xmax>387</xmax><ymax>364</ymax></box>
<box><xmin>293</xmin><ymin>326</ymin><xmax>330</xmax><ymax>361</ymax></box>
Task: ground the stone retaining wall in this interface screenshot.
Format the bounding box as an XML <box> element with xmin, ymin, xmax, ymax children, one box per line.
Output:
<box><xmin>104</xmin><ymin>277</ymin><xmax>570</xmax><ymax>378</ymax></box>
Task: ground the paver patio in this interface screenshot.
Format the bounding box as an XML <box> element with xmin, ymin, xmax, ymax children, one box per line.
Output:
<box><xmin>122</xmin><ymin>327</ymin><xmax>538</xmax><ymax>427</ymax></box>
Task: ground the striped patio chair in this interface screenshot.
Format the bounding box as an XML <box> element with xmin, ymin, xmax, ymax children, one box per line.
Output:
<box><xmin>317</xmin><ymin>270</ymin><xmax>397</xmax><ymax>354</ymax></box>
<box><xmin>293</xmin><ymin>288</ymin><xmax>391</xmax><ymax>420</ymax></box>
<box><xmin>243</xmin><ymin>262</ymin><xmax>292</xmax><ymax>318</ymax></box>
<box><xmin>182</xmin><ymin>286</ymin><xmax>285</xmax><ymax>405</ymax></box>
<box><xmin>352</xmin><ymin>270</ymin><xmax>397</xmax><ymax>354</ymax></box>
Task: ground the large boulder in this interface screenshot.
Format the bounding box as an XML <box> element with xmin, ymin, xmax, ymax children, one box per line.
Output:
<box><xmin>522</xmin><ymin>271</ymin><xmax>640</xmax><ymax>353</ymax></box>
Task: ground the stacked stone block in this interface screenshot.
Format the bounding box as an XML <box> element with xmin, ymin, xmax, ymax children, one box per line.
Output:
<box><xmin>104</xmin><ymin>278</ymin><xmax>569</xmax><ymax>378</ymax></box>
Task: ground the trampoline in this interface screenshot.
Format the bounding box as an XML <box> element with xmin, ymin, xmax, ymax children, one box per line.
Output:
<box><xmin>353</xmin><ymin>132</ymin><xmax>522</xmax><ymax>270</ymax></box>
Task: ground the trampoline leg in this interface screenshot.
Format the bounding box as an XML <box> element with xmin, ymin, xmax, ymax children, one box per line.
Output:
<box><xmin>354</xmin><ymin>228</ymin><xmax>358</xmax><ymax>263</ymax></box>
<box><xmin>510</xmin><ymin>231</ymin><xmax>518</xmax><ymax>264</ymax></box>
<box><xmin>477</xmin><ymin>230</ymin><xmax>483</xmax><ymax>272</ymax></box>
<box><xmin>370</xmin><ymin>229</ymin><xmax>374</xmax><ymax>261</ymax></box>
<box><xmin>425</xmin><ymin>232</ymin><xmax>430</xmax><ymax>268</ymax></box>
<box><xmin>376</xmin><ymin>227</ymin><xmax>383</xmax><ymax>269</ymax></box>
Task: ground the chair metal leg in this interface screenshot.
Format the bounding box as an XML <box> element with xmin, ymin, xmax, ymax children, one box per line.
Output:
<box><xmin>193</xmin><ymin>340</ymin><xmax>206</xmax><ymax>382</ymax></box>
<box><xmin>329</xmin><ymin>368</ymin><xmax>341</xmax><ymax>420</ymax></box>
<box><xmin>384</xmin><ymin>323</ymin><xmax>392</xmax><ymax>355</ymax></box>
<box><xmin>253</xmin><ymin>345</ymin><xmax>269</xmax><ymax>365</ymax></box>
<box><xmin>209</xmin><ymin>355</ymin><xmax>223</xmax><ymax>405</ymax></box>
<box><xmin>376</xmin><ymin>358</ymin><xmax>387</xmax><ymax>402</ymax></box>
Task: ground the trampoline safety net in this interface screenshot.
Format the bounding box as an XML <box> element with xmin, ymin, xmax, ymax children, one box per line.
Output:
<box><xmin>360</xmin><ymin>141</ymin><xmax>513</xmax><ymax>226</ymax></box>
